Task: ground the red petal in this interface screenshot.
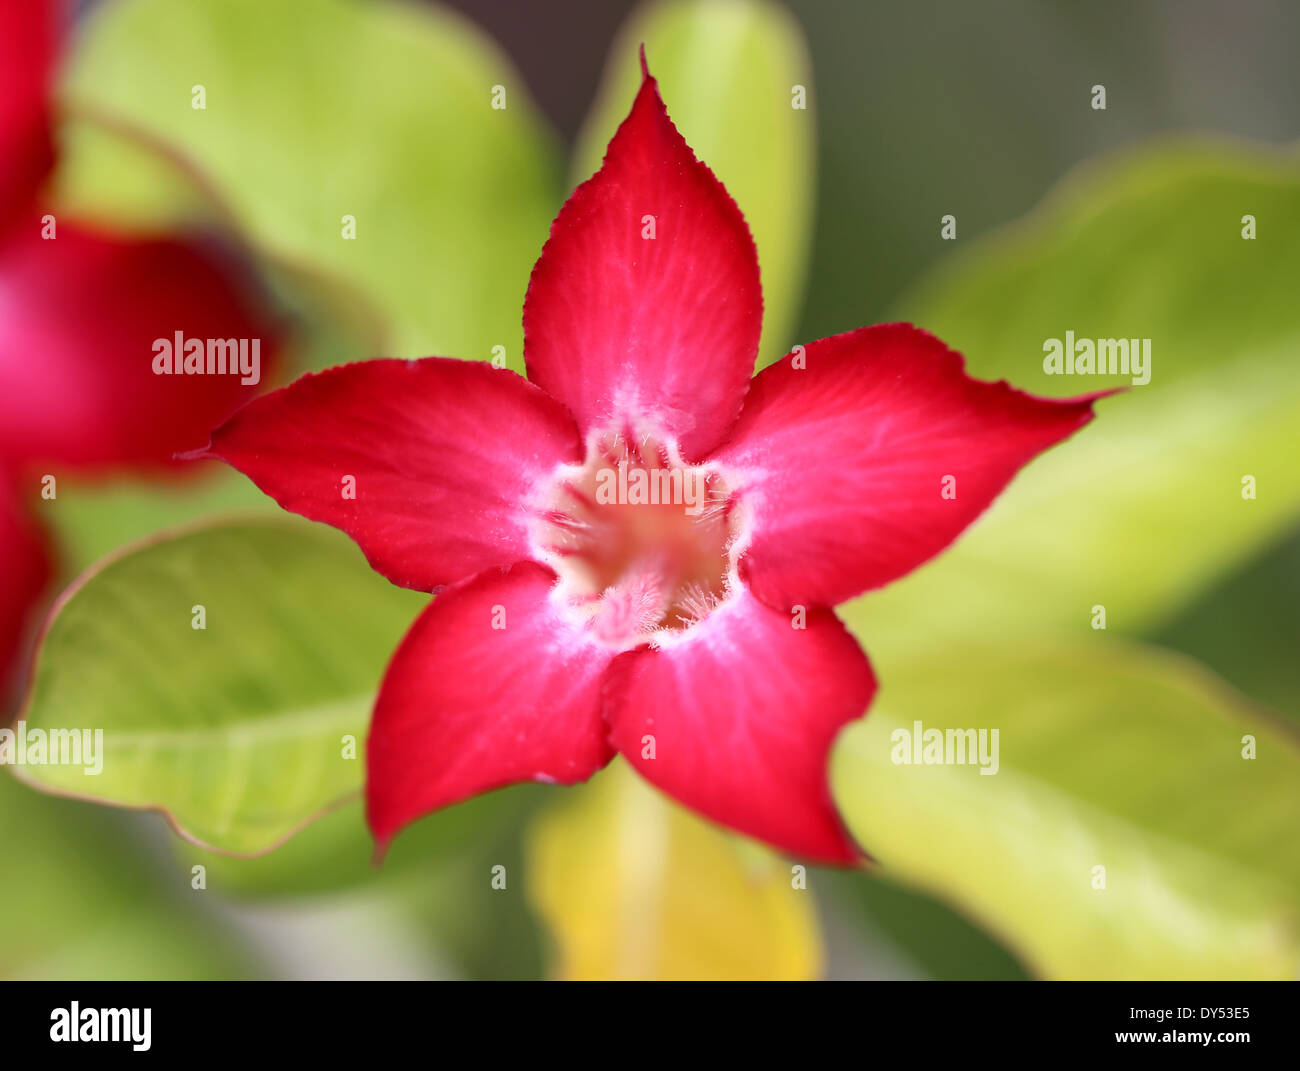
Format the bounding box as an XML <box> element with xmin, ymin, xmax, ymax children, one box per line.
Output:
<box><xmin>206</xmin><ymin>358</ymin><xmax>582</xmax><ymax>592</ymax></box>
<box><xmin>0</xmin><ymin>221</ymin><xmax>283</xmax><ymax>471</ymax></box>
<box><xmin>0</xmin><ymin>0</ymin><xmax>58</xmax><ymax>228</ymax></box>
<box><xmin>712</xmin><ymin>324</ymin><xmax>1107</xmax><ymax>609</ymax></box>
<box><xmin>604</xmin><ymin>588</ymin><xmax>875</xmax><ymax>864</ymax></box>
<box><xmin>523</xmin><ymin>55</ymin><xmax>762</xmax><ymax>462</ymax></box>
<box><xmin>367</xmin><ymin>560</ymin><xmax>614</xmax><ymax>847</ymax></box>
<box><xmin>0</xmin><ymin>479</ymin><xmax>52</xmax><ymax>702</ymax></box>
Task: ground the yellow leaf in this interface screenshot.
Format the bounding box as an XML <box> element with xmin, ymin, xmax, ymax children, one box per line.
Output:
<box><xmin>527</xmin><ymin>760</ymin><xmax>823</xmax><ymax>980</ymax></box>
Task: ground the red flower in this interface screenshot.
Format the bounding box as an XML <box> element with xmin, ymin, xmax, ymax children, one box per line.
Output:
<box><xmin>0</xmin><ymin>0</ymin><xmax>283</xmax><ymax>694</ymax></box>
<box><xmin>206</xmin><ymin>54</ymin><xmax>1104</xmax><ymax>863</ymax></box>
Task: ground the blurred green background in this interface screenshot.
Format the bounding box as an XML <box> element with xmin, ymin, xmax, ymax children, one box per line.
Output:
<box><xmin>6</xmin><ymin>0</ymin><xmax>1299</xmax><ymax>979</ymax></box>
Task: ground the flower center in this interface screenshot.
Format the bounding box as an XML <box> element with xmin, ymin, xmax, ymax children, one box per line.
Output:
<box><xmin>531</xmin><ymin>428</ymin><xmax>746</xmax><ymax>649</ymax></box>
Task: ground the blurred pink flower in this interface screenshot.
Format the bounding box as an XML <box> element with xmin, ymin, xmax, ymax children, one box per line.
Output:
<box><xmin>0</xmin><ymin>0</ymin><xmax>284</xmax><ymax>695</ymax></box>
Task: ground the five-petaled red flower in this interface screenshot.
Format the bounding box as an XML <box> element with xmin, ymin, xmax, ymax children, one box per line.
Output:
<box><xmin>206</xmin><ymin>54</ymin><xmax>1105</xmax><ymax>863</ymax></box>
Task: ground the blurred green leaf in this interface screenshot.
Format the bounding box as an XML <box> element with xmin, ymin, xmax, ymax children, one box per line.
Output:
<box><xmin>901</xmin><ymin>139</ymin><xmax>1300</xmax><ymax>394</ymax></box>
<box><xmin>52</xmin><ymin>111</ymin><xmax>226</xmax><ymax>232</ymax></box>
<box><xmin>15</xmin><ymin>518</ymin><xmax>424</xmax><ymax>854</ymax></box>
<box><xmin>0</xmin><ymin>775</ymin><xmax>254</xmax><ymax>978</ymax></box>
<box><xmin>51</xmin><ymin>105</ymin><xmax>392</xmax><ymax>379</ymax></box>
<box><xmin>528</xmin><ymin>761</ymin><xmax>822</xmax><ymax>980</ymax></box>
<box><xmin>61</xmin><ymin>0</ymin><xmax>561</xmax><ymax>370</ymax></box>
<box><xmin>831</xmin><ymin>639</ymin><xmax>1300</xmax><ymax>979</ymax></box>
<box><xmin>824</xmin><ymin>868</ymin><xmax>1030</xmax><ymax>980</ymax></box>
<box><xmin>1151</xmin><ymin>521</ymin><xmax>1300</xmax><ymax>723</ymax></box>
<box><xmin>843</xmin><ymin>141</ymin><xmax>1300</xmax><ymax>663</ymax></box>
<box><xmin>50</xmin><ymin>472</ymin><xmax>271</xmax><ymax>571</ymax></box>
<box><xmin>181</xmin><ymin>788</ymin><xmax>535</xmax><ymax>900</ymax></box>
<box><xmin>574</xmin><ymin>0</ymin><xmax>815</xmax><ymax>368</ymax></box>
<box><xmin>39</xmin><ymin>105</ymin><xmax>398</xmax><ymax>578</ymax></box>
<box><xmin>402</xmin><ymin>801</ymin><xmax>549</xmax><ymax>980</ymax></box>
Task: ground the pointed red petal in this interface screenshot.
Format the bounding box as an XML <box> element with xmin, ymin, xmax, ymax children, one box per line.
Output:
<box><xmin>523</xmin><ymin>62</ymin><xmax>762</xmax><ymax>461</ymax></box>
<box><xmin>367</xmin><ymin>560</ymin><xmax>615</xmax><ymax>848</ymax></box>
<box><xmin>712</xmin><ymin>324</ymin><xmax>1108</xmax><ymax>609</ymax></box>
<box><xmin>0</xmin><ymin>221</ymin><xmax>283</xmax><ymax>471</ymax></box>
<box><xmin>604</xmin><ymin>588</ymin><xmax>874</xmax><ymax>864</ymax></box>
<box><xmin>206</xmin><ymin>358</ymin><xmax>582</xmax><ymax>592</ymax></box>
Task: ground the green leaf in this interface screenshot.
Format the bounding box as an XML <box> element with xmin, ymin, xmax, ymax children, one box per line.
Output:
<box><xmin>527</xmin><ymin>761</ymin><xmax>822</xmax><ymax>980</ymax></box>
<box><xmin>831</xmin><ymin>639</ymin><xmax>1300</xmax><ymax>979</ymax></box>
<box><xmin>60</xmin><ymin>0</ymin><xmax>561</xmax><ymax>370</ymax></box>
<box><xmin>13</xmin><ymin>518</ymin><xmax>424</xmax><ymax>855</ymax></box>
<box><xmin>573</xmin><ymin>0</ymin><xmax>815</xmax><ymax>368</ymax></box>
<box><xmin>841</xmin><ymin>141</ymin><xmax>1300</xmax><ymax>663</ymax></box>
